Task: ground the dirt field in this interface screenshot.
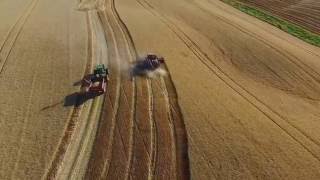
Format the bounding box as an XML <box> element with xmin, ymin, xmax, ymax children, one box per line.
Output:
<box><xmin>235</xmin><ymin>0</ymin><xmax>320</xmax><ymax>34</ymax></box>
<box><xmin>1</xmin><ymin>0</ymin><xmax>320</xmax><ymax>179</ymax></box>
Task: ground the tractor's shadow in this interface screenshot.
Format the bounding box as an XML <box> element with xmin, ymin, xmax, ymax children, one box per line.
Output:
<box><xmin>41</xmin><ymin>75</ymin><xmax>101</xmax><ymax>111</ymax></box>
<box><xmin>130</xmin><ymin>60</ymin><xmax>150</xmax><ymax>77</ymax></box>
<box><xmin>64</xmin><ymin>74</ymin><xmax>102</xmax><ymax>107</ymax></box>
<box><xmin>40</xmin><ymin>92</ymin><xmax>99</xmax><ymax>111</ymax></box>
<box><xmin>64</xmin><ymin>91</ymin><xmax>101</xmax><ymax>107</ymax></box>
<box><xmin>130</xmin><ymin>61</ymin><xmax>167</xmax><ymax>79</ymax></box>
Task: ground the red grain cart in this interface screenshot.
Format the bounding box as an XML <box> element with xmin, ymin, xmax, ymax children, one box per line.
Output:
<box><xmin>82</xmin><ymin>64</ymin><xmax>109</xmax><ymax>94</ymax></box>
<box><xmin>85</xmin><ymin>76</ymin><xmax>107</xmax><ymax>94</ymax></box>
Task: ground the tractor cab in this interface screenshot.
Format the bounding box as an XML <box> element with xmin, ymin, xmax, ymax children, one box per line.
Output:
<box><xmin>147</xmin><ymin>54</ymin><xmax>157</xmax><ymax>60</ymax></box>
<box><xmin>141</xmin><ymin>54</ymin><xmax>165</xmax><ymax>70</ymax></box>
<box><xmin>94</xmin><ymin>64</ymin><xmax>108</xmax><ymax>78</ymax></box>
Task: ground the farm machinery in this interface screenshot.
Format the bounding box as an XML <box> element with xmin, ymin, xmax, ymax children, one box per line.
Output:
<box><xmin>83</xmin><ymin>64</ymin><xmax>109</xmax><ymax>94</ymax></box>
<box><xmin>132</xmin><ymin>53</ymin><xmax>166</xmax><ymax>77</ymax></box>
<box><xmin>139</xmin><ymin>53</ymin><xmax>165</xmax><ymax>71</ymax></box>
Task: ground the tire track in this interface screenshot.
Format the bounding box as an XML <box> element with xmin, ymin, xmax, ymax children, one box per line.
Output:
<box><xmin>0</xmin><ymin>0</ymin><xmax>39</xmax><ymax>74</ymax></box>
<box><xmin>64</xmin><ymin>95</ymin><xmax>103</xmax><ymax>179</ymax></box>
<box><xmin>83</xmin><ymin>6</ymin><xmax>122</xmax><ymax>179</ymax></box>
<box><xmin>197</xmin><ymin>1</ymin><xmax>320</xmax><ymax>79</ymax></box>
<box><xmin>44</xmin><ymin>12</ymin><xmax>94</xmax><ymax>180</ymax></box>
<box><xmin>109</xmin><ymin>1</ymin><xmax>155</xmax><ymax>179</ymax></box>
<box><xmin>98</xmin><ymin>10</ymin><xmax>126</xmax><ymax>180</ymax></box>
<box><xmin>153</xmin><ymin>78</ymin><xmax>177</xmax><ymax>180</ymax></box>
<box><xmin>10</xmin><ymin>70</ymin><xmax>38</xmax><ymax>179</ymax></box>
<box><xmin>0</xmin><ymin>0</ymin><xmax>37</xmax><ymax>50</ymax></box>
<box><xmin>47</xmin><ymin>2</ymin><xmax>117</xmax><ymax>177</ymax></box>
<box><xmin>112</xmin><ymin>0</ymin><xmax>188</xmax><ymax>178</ymax></box>
<box><xmin>99</xmin><ymin>0</ymin><xmax>135</xmax><ymax>178</ymax></box>
<box><xmin>147</xmin><ymin>80</ymin><xmax>157</xmax><ymax>180</ymax></box>
<box><xmin>151</xmin><ymin>75</ymin><xmax>190</xmax><ymax>180</ymax></box>
<box><xmin>195</xmin><ymin>0</ymin><xmax>320</xmax><ymax>83</ymax></box>
<box><xmin>159</xmin><ymin>77</ymin><xmax>177</xmax><ymax>180</ymax></box>
<box><xmin>80</xmin><ymin>3</ymin><xmax>122</xmax><ymax>179</ymax></box>
<box><xmin>109</xmin><ymin>1</ymin><xmax>137</xmax><ymax>178</ymax></box>
<box><xmin>112</xmin><ymin>0</ymin><xmax>189</xmax><ymax>179</ymax></box>
<box><xmin>130</xmin><ymin>3</ymin><xmax>190</xmax><ymax>178</ymax></box>
<box><xmin>85</xmin><ymin>0</ymin><xmax>189</xmax><ymax>179</ymax></box>
<box><xmin>149</xmin><ymin>77</ymin><xmax>177</xmax><ymax>179</ymax></box>
<box><xmin>161</xmin><ymin>68</ymin><xmax>190</xmax><ymax>180</ymax></box>
<box><xmin>137</xmin><ymin>0</ymin><xmax>320</xmax><ymax>161</ymax></box>
<box><xmin>159</xmin><ymin>75</ymin><xmax>190</xmax><ymax>180</ymax></box>
<box><xmin>97</xmin><ymin>1</ymin><xmax>156</xmax><ymax>179</ymax></box>
<box><xmin>0</xmin><ymin>0</ymin><xmax>38</xmax><ymax>52</ymax></box>
<box><xmin>61</xmin><ymin>10</ymin><xmax>107</xmax><ymax>173</ymax></box>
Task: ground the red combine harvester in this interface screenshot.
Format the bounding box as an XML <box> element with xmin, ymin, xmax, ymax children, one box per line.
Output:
<box><xmin>132</xmin><ymin>53</ymin><xmax>166</xmax><ymax>77</ymax></box>
<box><xmin>85</xmin><ymin>77</ymin><xmax>107</xmax><ymax>94</ymax></box>
<box><xmin>140</xmin><ymin>53</ymin><xmax>165</xmax><ymax>71</ymax></box>
<box><xmin>83</xmin><ymin>64</ymin><xmax>109</xmax><ymax>94</ymax></box>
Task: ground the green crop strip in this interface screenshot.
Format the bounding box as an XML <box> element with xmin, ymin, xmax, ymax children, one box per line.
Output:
<box><xmin>221</xmin><ymin>0</ymin><xmax>320</xmax><ymax>47</ymax></box>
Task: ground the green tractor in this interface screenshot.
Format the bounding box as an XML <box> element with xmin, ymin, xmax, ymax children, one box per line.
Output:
<box><xmin>94</xmin><ymin>64</ymin><xmax>109</xmax><ymax>79</ymax></box>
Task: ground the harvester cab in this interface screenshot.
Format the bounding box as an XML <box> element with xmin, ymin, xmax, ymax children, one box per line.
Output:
<box><xmin>142</xmin><ymin>53</ymin><xmax>165</xmax><ymax>70</ymax></box>
<box><xmin>94</xmin><ymin>64</ymin><xmax>109</xmax><ymax>80</ymax></box>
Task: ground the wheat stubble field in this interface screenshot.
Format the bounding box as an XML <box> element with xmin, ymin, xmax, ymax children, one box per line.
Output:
<box><xmin>0</xmin><ymin>0</ymin><xmax>320</xmax><ymax>179</ymax></box>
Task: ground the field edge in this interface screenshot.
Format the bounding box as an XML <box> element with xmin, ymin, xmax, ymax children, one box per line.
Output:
<box><xmin>220</xmin><ymin>0</ymin><xmax>320</xmax><ymax>47</ymax></box>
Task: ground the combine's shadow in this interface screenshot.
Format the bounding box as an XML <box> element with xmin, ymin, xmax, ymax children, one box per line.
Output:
<box><xmin>41</xmin><ymin>75</ymin><xmax>101</xmax><ymax>110</ymax></box>
<box><xmin>40</xmin><ymin>92</ymin><xmax>98</xmax><ymax>111</ymax></box>
<box><xmin>130</xmin><ymin>60</ymin><xmax>167</xmax><ymax>79</ymax></box>
<box><xmin>65</xmin><ymin>74</ymin><xmax>102</xmax><ymax>107</ymax></box>
<box><xmin>65</xmin><ymin>74</ymin><xmax>101</xmax><ymax>107</ymax></box>
<box><xmin>64</xmin><ymin>92</ymin><xmax>101</xmax><ymax>107</ymax></box>
<box><xmin>130</xmin><ymin>60</ymin><xmax>150</xmax><ymax>77</ymax></box>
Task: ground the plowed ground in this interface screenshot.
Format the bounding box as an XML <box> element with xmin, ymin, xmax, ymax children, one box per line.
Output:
<box><xmin>236</xmin><ymin>0</ymin><xmax>320</xmax><ymax>34</ymax></box>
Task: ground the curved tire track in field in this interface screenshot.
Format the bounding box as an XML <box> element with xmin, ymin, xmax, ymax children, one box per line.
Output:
<box><xmin>43</xmin><ymin>12</ymin><xmax>95</xmax><ymax>180</ymax></box>
<box><xmin>0</xmin><ymin>0</ymin><xmax>39</xmax><ymax>74</ymax></box>
<box><xmin>85</xmin><ymin>0</ymin><xmax>135</xmax><ymax>179</ymax></box>
<box><xmin>84</xmin><ymin>3</ymin><xmax>125</xmax><ymax>179</ymax></box>
<box><xmin>137</xmin><ymin>0</ymin><xmax>320</xmax><ymax>162</ymax></box>
<box><xmin>10</xmin><ymin>66</ymin><xmax>39</xmax><ymax>179</ymax></box>
<box><xmin>0</xmin><ymin>0</ymin><xmax>35</xmax><ymax>49</ymax></box>
<box><xmin>101</xmin><ymin>1</ymin><xmax>135</xmax><ymax>179</ymax></box>
<box><xmin>195</xmin><ymin>1</ymin><xmax>320</xmax><ymax>80</ymax></box>
<box><xmin>44</xmin><ymin>2</ymin><xmax>113</xmax><ymax>177</ymax></box>
<box><xmin>85</xmin><ymin>0</ymin><xmax>190</xmax><ymax>179</ymax></box>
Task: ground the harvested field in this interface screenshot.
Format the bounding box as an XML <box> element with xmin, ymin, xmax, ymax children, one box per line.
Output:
<box><xmin>1</xmin><ymin>0</ymin><xmax>320</xmax><ymax>179</ymax></box>
<box><xmin>116</xmin><ymin>0</ymin><xmax>320</xmax><ymax>178</ymax></box>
